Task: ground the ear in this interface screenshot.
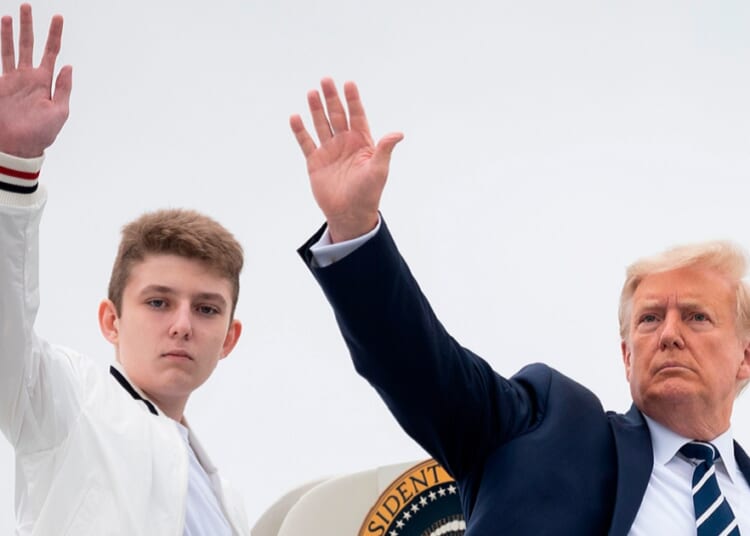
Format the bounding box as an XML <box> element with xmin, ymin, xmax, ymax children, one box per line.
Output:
<box><xmin>621</xmin><ymin>340</ymin><xmax>632</xmax><ymax>382</ymax></box>
<box><xmin>738</xmin><ymin>338</ymin><xmax>750</xmax><ymax>381</ymax></box>
<box><xmin>98</xmin><ymin>299</ymin><xmax>120</xmax><ymax>345</ymax></box>
<box><xmin>219</xmin><ymin>319</ymin><xmax>242</xmax><ymax>360</ymax></box>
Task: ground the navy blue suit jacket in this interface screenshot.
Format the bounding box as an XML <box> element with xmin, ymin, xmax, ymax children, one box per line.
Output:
<box><xmin>299</xmin><ymin>221</ymin><xmax>750</xmax><ymax>535</ymax></box>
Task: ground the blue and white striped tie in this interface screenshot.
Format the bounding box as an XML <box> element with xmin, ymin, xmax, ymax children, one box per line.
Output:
<box><xmin>679</xmin><ymin>441</ymin><xmax>740</xmax><ymax>536</ymax></box>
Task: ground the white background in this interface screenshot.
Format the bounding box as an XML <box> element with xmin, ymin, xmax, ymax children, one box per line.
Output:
<box><xmin>2</xmin><ymin>0</ymin><xmax>750</xmax><ymax>532</ymax></box>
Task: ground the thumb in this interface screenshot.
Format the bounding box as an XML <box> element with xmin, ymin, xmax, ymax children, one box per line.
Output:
<box><xmin>372</xmin><ymin>131</ymin><xmax>404</xmax><ymax>169</ymax></box>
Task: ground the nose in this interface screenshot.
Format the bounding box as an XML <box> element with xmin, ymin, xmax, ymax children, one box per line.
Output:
<box><xmin>169</xmin><ymin>304</ymin><xmax>193</xmax><ymax>340</ymax></box>
<box><xmin>658</xmin><ymin>311</ymin><xmax>684</xmax><ymax>351</ymax></box>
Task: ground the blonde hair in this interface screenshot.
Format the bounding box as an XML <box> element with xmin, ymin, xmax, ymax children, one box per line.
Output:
<box><xmin>618</xmin><ymin>241</ymin><xmax>750</xmax><ymax>395</ymax></box>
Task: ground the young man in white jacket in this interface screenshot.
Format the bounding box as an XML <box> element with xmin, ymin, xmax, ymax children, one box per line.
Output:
<box><xmin>0</xmin><ymin>5</ymin><xmax>250</xmax><ymax>535</ymax></box>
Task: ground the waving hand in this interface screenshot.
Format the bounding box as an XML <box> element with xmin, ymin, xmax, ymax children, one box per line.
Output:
<box><xmin>290</xmin><ymin>78</ymin><xmax>403</xmax><ymax>243</ymax></box>
<box><xmin>0</xmin><ymin>4</ymin><xmax>72</xmax><ymax>158</ymax></box>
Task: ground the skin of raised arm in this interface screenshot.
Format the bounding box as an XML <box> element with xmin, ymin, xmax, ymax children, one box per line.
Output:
<box><xmin>0</xmin><ymin>3</ymin><xmax>72</xmax><ymax>158</ymax></box>
<box><xmin>289</xmin><ymin>78</ymin><xmax>403</xmax><ymax>243</ymax></box>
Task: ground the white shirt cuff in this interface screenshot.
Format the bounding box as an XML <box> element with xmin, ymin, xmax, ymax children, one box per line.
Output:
<box><xmin>309</xmin><ymin>216</ymin><xmax>382</xmax><ymax>268</ymax></box>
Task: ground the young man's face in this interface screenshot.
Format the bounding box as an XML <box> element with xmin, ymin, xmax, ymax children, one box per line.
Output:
<box><xmin>99</xmin><ymin>254</ymin><xmax>241</xmax><ymax>419</ymax></box>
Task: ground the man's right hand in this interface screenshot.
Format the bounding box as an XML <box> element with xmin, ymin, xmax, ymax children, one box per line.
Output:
<box><xmin>290</xmin><ymin>78</ymin><xmax>403</xmax><ymax>243</ymax></box>
<box><xmin>0</xmin><ymin>3</ymin><xmax>71</xmax><ymax>159</ymax></box>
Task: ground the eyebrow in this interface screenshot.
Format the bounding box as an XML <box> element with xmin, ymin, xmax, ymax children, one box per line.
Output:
<box><xmin>634</xmin><ymin>298</ymin><xmax>713</xmax><ymax>312</ymax></box>
<box><xmin>138</xmin><ymin>285</ymin><xmax>228</xmax><ymax>308</ymax></box>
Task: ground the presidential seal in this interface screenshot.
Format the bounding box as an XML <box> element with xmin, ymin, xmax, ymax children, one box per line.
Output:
<box><xmin>359</xmin><ymin>459</ymin><xmax>466</xmax><ymax>536</ymax></box>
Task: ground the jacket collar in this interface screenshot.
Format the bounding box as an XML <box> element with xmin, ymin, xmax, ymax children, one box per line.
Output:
<box><xmin>108</xmin><ymin>365</ymin><xmax>240</xmax><ymax>530</ymax></box>
<box><xmin>109</xmin><ymin>363</ymin><xmax>159</xmax><ymax>416</ymax></box>
<box><xmin>734</xmin><ymin>441</ymin><xmax>750</xmax><ymax>483</ymax></box>
<box><xmin>607</xmin><ymin>405</ymin><xmax>653</xmax><ymax>536</ymax></box>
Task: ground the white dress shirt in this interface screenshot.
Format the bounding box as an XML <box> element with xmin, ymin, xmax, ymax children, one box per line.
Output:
<box><xmin>176</xmin><ymin>422</ymin><xmax>233</xmax><ymax>536</ymax></box>
<box><xmin>629</xmin><ymin>415</ymin><xmax>750</xmax><ymax>534</ymax></box>
<box><xmin>309</xmin><ymin>219</ymin><xmax>380</xmax><ymax>267</ymax></box>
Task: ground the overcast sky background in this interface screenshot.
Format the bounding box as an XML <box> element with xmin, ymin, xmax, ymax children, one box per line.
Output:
<box><xmin>2</xmin><ymin>0</ymin><xmax>750</xmax><ymax>532</ymax></box>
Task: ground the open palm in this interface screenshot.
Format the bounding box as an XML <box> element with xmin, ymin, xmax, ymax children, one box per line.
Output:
<box><xmin>0</xmin><ymin>4</ymin><xmax>71</xmax><ymax>158</ymax></box>
<box><xmin>290</xmin><ymin>79</ymin><xmax>402</xmax><ymax>242</ymax></box>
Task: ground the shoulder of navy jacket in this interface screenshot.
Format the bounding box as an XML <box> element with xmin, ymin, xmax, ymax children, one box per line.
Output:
<box><xmin>607</xmin><ymin>404</ymin><xmax>647</xmax><ymax>428</ymax></box>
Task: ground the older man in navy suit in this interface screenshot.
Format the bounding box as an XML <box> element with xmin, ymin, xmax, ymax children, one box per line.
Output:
<box><xmin>290</xmin><ymin>79</ymin><xmax>750</xmax><ymax>535</ymax></box>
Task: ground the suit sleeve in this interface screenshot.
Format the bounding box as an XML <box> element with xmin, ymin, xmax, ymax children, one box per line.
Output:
<box><xmin>299</xmin><ymin>220</ymin><xmax>550</xmax><ymax>480</ymax></box>
<box><xmin>0</xmin><ymin>159</ymin><xmax>84</xmax><ymax>454</ymax></box>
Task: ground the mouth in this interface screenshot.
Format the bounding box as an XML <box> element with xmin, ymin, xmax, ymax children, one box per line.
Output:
<box><xmin>654</xmin><ymin>361</ymin><xmax>692</xmax><ymax>374</ymax></box>
<box><xmin>161</xmin><ymin>350</ymin><xmax>193</xmax><ymax>361</ymax></box>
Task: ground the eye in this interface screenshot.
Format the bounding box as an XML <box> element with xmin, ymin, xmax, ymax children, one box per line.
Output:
<box><xmin>147</xmin><ymin>298</ymin><xmax>167</xmax><ymax>309</ymax></box>
<box><xmin>197</xmin><ymin>304</ymin><xmax>220</xmax><ymax>316</ymax></box>
<box><xmin>690</xmin><ymin>312</ymin><xmax>710</xmax><ymax>322</ymax></box>
<box><xmin>638</xmin><ymin>313</ymin><xmax>659</xmax><ymax>324</ymax></box>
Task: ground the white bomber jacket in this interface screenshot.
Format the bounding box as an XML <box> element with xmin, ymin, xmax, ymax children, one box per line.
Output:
<box><xmin>0</xmin><ymin>154</ymin><xmax>250</xmax><ymax>535</ymax></box>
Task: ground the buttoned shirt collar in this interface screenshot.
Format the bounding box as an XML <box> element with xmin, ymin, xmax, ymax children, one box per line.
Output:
<box><xmin>643</xmin><ymin>413</ymin><xmax>738</xmax><ymax>483</ymax></box>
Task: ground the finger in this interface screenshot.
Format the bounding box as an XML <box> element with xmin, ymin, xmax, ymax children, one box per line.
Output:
<box><xmin>1</xmin><ymin>16</ymin><xmax>15</xmax><ymax>73</ymax></box>
<box><xmin>52</xmin><ymin>64</ymin><xmax>72</xmax><ymax>111</ymax></box>
<box><xmin>372</xmin><ymin>132</ymin><xmax>404</xmax><ymax>170</ymax></box>
<box><xmin>320</xmin><ymin>77</ymin><xmax>349</xmax><ymax>134</ymax></box>
<box><xmin>289</xmin><ymin>114</ymin><xmax>318</xmax><ymax>158</ymax></box>
<box><xmin>343</xmin><ymin>81</ymin><xmax>372</xmax><ymax>138</ymax></box>
<box><xmin>40</xmin><ymin>14</ymin><xmax>63</xmax><ymax>74</ymax></box>
<box><xmin>17</xmin><ymin>3</ymin><xmax>32</xmax><ymax>68</ymax></box>
<box><xmin>307</xmin><ymin>89</ymin><xmax>333</xmax><ymax>143</ymax></box>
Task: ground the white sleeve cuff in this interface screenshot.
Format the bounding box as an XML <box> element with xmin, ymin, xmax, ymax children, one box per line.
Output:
<box><xmin>309</xmin><ymin>216</ymin><xmax>382</xmax><ymax>268</ymax></box>
<box><xmin>0</xmin><ymin>151</ymin><xmax>45</xmax><ymax>205</ymax></box>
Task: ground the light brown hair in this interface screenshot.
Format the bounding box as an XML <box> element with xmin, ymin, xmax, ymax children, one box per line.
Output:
<box><xmin>108</xmin><ymin>209</ymin><xmax>243</xmax><ymax>318</ymax></box>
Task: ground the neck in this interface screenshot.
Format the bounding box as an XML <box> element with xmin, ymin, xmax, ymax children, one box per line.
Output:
<box><xmin>110</xmin><ymin>365</ymin><xmax>188</xmax><ymax>421</ymax></box>
<box><xmin>641</xmin><ymin>402</ymin><xmax>730</xmax><ymax>441</ymax></box>
<box><xmin>148</xmin><ymin>394</ymin><xmax>187</xmax><ymax>422</ymax></box>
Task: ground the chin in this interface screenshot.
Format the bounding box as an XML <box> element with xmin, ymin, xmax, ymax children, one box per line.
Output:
<box><xmin>642</xmin><ymin>380</ymin><xmax>698</xmax><ymax>408</ymax></box>
<box><xmin>154</xmin><ymin>372</ymin><xmax>200</xmax><ymax>393</ymax></box>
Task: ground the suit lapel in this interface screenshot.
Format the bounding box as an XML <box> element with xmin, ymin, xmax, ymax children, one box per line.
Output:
<box><xmin>734</xmin><ymin>440</ymin><xmax>750</xmax><ymax>484</ymax></box>
<box><xmin>606</xmin><ymin>411</ymin><xmax>749</xmax><ymax>535</ymax></box>
<box><xmin>607</xmin><ymin>405</ymin><xmax>653</xmax><ymax>536</ymax></box>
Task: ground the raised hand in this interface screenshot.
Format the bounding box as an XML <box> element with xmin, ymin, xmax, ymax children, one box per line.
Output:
<box><xmin>290</xmin><ymin>78</ymin><xmax>403</xmax><ymax>243</ymax></box>
<box><xmin>0</xmin><ymin>4</ymin><xmax>72</xmax><ymax>158</ymax></box>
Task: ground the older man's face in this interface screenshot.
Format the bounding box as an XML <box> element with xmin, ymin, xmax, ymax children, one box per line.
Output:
<box><xmin>621</xmin><ymin>266</ymin><xmax>750</xmax><ymax>432</ymax></box>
